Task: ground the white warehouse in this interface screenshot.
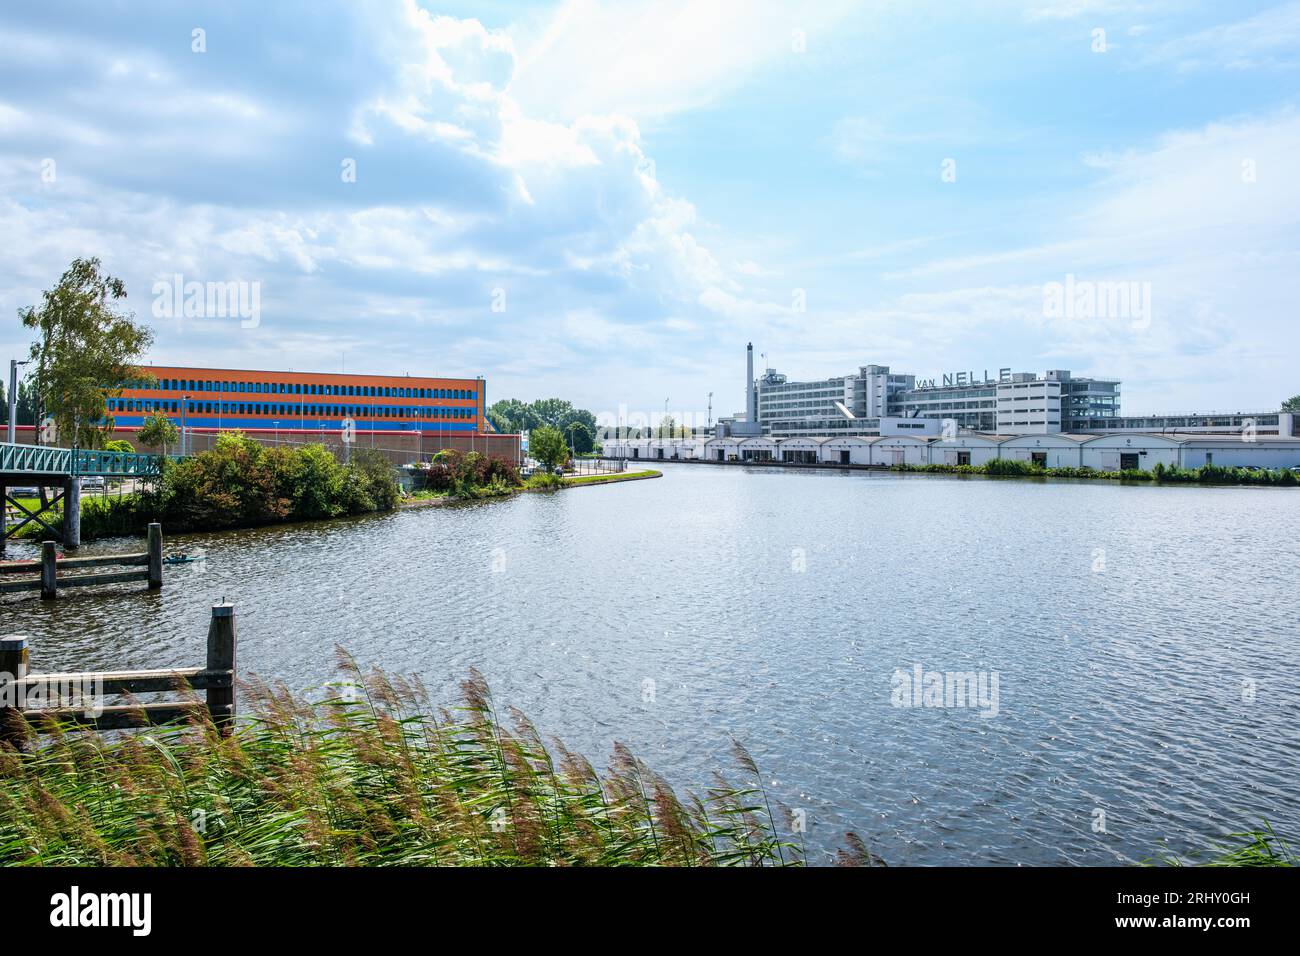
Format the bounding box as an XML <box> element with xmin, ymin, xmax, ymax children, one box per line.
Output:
<box><xmin>601</xmin><ymin>433</ymin><xmax>1300</xmax><ymax>472</ymax></box>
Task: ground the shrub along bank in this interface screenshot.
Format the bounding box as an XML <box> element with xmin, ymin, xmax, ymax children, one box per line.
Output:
<box><xmin>12</xmin><ymin>431</ymin><xmax>401</xmax><ymax>541</ymax></box>
<box><xmin>408</xmin><ymin>448</ymin><xmax>524</xmax><ymax>499</ymax></box>
<box><xmin>890</xmin><ymin>458</ymin><xmax>1298</xmax><ymax>485</ymax></box>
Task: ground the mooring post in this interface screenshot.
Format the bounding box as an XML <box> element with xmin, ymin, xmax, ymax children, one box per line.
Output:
<box><xmin>147</xmin><ymin>522</ymin><xmax>162</xmax><ymax>589</ymax></box>
<box><xmin>0</xmin><ymin>635</ymin><xmax>29</xmax><ymax>749</ymax></box>
<box><xmin>206</xmin><ymin>602</ymin><xmax>236</xmax><ymax>732</ymax></box>
<box><xmin>40</xmin><ymin>541</ymin><xmax>57</xmax><ymax>599</ymax></box>
<box><xmin>63</xmin><ymin>476</ymin><xmax>81</xmax><ymax>549</ymax></box>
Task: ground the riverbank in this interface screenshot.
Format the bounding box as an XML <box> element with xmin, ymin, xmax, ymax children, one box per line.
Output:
<box><xmin>610</xmin><ymin>456</ymin><xmax>1299</xmax><ymax>487</ymax></box>
<box><xmin>400</xmin><ymin>467</ymin><xmax>661</xmax><ymax>508</ymax></box>
<box><xmin>563</xmin><ymin>468</ymin><xmax>661</xmax><ymax>486</ymax></box>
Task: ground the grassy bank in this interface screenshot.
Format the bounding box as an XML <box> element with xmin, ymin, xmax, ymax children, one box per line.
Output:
<box><xmin>563</xmin><ymin>469</ymin><xmax>661</xmax><ymax>486</ymax></box>
<box><xmin>890</xmin><ymin>459</ymin><xmax>1299</xmax><ymax>485</ymax></box>
<box><xmin>0</xmin><ymin>662</ymin><xmax>821</xmax><ymax>867</ymax></box>
<box><xmin>401</xmin><ymin>466</ymin><xmax>662</xmax><ymax>502</ymax></box>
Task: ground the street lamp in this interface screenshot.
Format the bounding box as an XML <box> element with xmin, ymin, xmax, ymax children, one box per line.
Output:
<box><xmin>273</xmin><ymin>420</ymin><xmax>279</xmax><ymax>446</ymax></box>
<box><xmin>180</xmin><ymin>394</ymin><xmax>189</xmax><ymax>457</ymax></box>
<box><xmin>7</xmin><ymin>358</ymin><xmax>30</xmax><ymax>444</ymax></box>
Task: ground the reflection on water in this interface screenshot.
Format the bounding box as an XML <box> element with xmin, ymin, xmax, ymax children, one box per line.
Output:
<box><xmin>3</xmin><ymin>464</ymin><xmax>1299</xmax><ymax>864</ymax></box>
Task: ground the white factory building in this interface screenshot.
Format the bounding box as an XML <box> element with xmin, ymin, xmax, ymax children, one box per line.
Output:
<box><xmin>603</xmin><ymin>433</ymin><xmax>1300</xmax><ymax>472</ymax></box>
<box><xmin>714</xmin><ymin>344</ymin><xmax>1297</xmax><ymax>440</ymax></box>
<box><xmin>607</xmin><ymin>344</ymin><xmax>1299</xmax><ymax>473</ymax></box>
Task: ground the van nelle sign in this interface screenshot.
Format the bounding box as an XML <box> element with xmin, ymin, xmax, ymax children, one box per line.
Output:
<box><xmin>915</xmin><ymin>368</ymin><xmax>1013</xmax><ymax>389</ymax></box>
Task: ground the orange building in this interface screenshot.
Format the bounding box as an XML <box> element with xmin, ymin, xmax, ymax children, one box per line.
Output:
<box><xmin>109</xmin><ymin>366</ymin><xmax>492</xmax><ymax>439</ymax></box>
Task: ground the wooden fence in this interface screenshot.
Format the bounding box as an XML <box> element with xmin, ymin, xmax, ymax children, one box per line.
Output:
<box><xmin>0</xmin><ymin>522</ymin><xmax>163</xmax><ymax>598</ymax></box>
<box><xmin>0</xmin><ymin>601</ymin><xmax>237</xmax><ymax>742</ymax></box>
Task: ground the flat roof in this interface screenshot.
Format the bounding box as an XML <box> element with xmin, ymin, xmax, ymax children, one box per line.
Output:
<box><xmin>137</xmin><ymin>364</ymin><xmax>482</xmax><ymax>383</ymax></box>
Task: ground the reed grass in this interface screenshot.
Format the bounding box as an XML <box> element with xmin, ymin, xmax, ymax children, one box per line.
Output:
<box><xmin>0</xmin><ymin>655</ymin><xmax>843</xmax><ymax>867</ymax></box>
<box><xmin>1156</xmin><ymin>822</ymin><xmax>1296</xmax><ymax>867</ymax></box>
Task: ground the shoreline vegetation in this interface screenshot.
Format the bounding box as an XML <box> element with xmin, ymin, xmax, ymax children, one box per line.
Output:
<box><xmin>7</xmin><ymin>436</ymin><xmax>656</xmax><ymax>544</ymax></box>
<box><xmin>893</xmin><ymin>459</ymin><xmax>1299</xmax><ymax>485</ymax></box>
<box><xmin>0</xmin><ymin>661</ymin><xmax>1286</xmax><ymax>867</ymax></box>
<box><xmin>0</xmin><ymin>663</ymin><xmax>816</xmax><ymax>867</ymax></box>
<box><xmin>649</xmin><ymin>457</ymin><xmax>1298</xmax><ymax>486</ymax></box>
<box><xmin>402</xmin><ymin>466</ymin><xmax>661</xmax><ymax>507</ymax></box>
<box><xmin>8</xmin><ymin>432</ymin><xmax>401</xmax><ymax>543</ymax></box>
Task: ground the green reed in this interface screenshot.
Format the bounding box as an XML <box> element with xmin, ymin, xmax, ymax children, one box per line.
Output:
<box><xmin>0</xmin><ymin>655</ymin><xmax>838</xmax><ymax>867</ymax></box>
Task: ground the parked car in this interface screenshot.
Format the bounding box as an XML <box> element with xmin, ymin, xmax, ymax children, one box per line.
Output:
<box><xmin>80</xmin><ymin>476</ymin><xmax>107</xmax><ymax>492</ymax></box>
<box><xmin>7</xmin><ymin>486</ymin><xmax>40</xmax><ymax>498</ymax></box>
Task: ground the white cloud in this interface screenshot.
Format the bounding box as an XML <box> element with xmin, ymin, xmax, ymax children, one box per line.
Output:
<box><xmin>508</xmin><ymin>0</ymin><xmax>859</xmax><ymax>121</ymax></box>
<box><xmin>1141</xmin><ymin>2</ymin><xmax>1300</xmax><ymax>72</ymax></box>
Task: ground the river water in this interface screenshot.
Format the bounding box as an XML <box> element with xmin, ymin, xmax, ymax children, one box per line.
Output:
<box><xmin>3</xmin><ymin>463</ymin><xmax>1298</xmax><ymax>865</ymax></box>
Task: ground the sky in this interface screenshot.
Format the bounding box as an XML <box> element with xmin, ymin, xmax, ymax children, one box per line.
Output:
<box><xmin>2</xmin><ymin>0</ymin><xmax>1298</xmax><ymax>426</ymax></box>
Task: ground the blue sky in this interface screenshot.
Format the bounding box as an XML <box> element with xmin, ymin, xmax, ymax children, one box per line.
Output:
<box><xmin>2</xmin><ymin>0</ymin><xmax>1298</xmax><ymax>426</ymax></box>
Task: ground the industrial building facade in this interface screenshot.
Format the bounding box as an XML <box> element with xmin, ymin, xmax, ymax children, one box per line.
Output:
<box><xmin>86</xmin><ymin>365</ymin><xmax>522</xmax><ymax>462</ymax></box>
<box><xmin>754</xmin><ymin>362</ymin><xmax>1121</xmax><ymax>437</ymax></box>
<box><xmin>112</xmin><ymin>366</ymin><xmax>487</xmax><ymax>434</ymax></box>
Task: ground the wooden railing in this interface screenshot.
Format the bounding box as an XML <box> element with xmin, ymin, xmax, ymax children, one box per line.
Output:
<box><xmin>0</xmin><ymin>522</ymin><xmax>163</xmax><ymax>597</ymax></box>
<box><xmin>0</xmin><ymin>601</ymin><xmax>237</xmax><ymax>741</ymax></box>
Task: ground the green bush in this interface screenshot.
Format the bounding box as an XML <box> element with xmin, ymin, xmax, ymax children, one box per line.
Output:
<box><xmin>413</xmin><ymin>449</ymin><xmax>522</xmax><ymax>498</ymax></box>
<box><xmin>984</xmin><ymin>458</ymin><xmax>1043</xmax><ymax>477</ymax></box>
<box><xmin>94</xmin><ymin>432</ymin><xmax>403</xmax><ymax>535</ymax></box>
<box><xmin>525</xmin><ymin>470</ymin><xmax>565</xmax><ymax>490</ymax></box>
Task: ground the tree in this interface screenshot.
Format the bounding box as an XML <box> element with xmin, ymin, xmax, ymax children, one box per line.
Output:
<box><xmin>487</xmin><ymin>398</ymin><xmax>536</xmax><ymax>434</ymax></box>
<box><xmin>488</xmin><ymin>397</ymin><xmax>598</xmax><ymax>440</ymax></box>
<box><xmin>0</xmin><ymin>375</ymin><xmax>39</xmax><ymax>428</ymax></box>
<box><xmin>137</xmin><ymin>411</ymin><xmax>179</xmax><ymax>456</ymax></box>
<box><xmin>103</xmin><ymin>439</ymin><xmax>134</xmax><ymax>453</ymax></box>
<box><xmin>1282</xmin><ymin>395</ymin><xmax>1300</xmax><ymax>412</ymax></box>
<box><xmin>566</xmin><ymin>421</ymin><xmax>594</xmax><ymax>454</ymax></box>
<box><xmin>20</xmin><ymin>257</ymin><xmax>154</xmax><ymax>448</ymax></box>
<box><xmin>530</xmin><ymin>425</ymin><xmax>569</xmax><ymax>469</ymax></box>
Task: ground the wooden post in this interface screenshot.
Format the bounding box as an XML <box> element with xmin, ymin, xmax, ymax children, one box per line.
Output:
<box><xmin>147</xmin><ymin>522</ymin><xmax>162</xmax><ymax>589</ymax></box>
<box><xmin>0</xmin><ymin>635</ymin><xmax>29</xmax><ymax>749</ymax></box>
<box><xmin>40</xmin><ymin>541</ymin><xmax>57</xmax><ymax>599</ymax></box>
<box><xmin>206</xmin><ymin>602</ymin><xmax>236</xmax><ymax>732</ymax></box>
<box><xmin>63</xmin><ymin>476</ymin><xmax>81</xmax><ymax>548</ymax></box>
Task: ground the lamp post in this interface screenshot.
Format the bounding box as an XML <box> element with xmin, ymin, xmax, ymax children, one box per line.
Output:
<box><xmin>273</xmin><ymin>421</ymin><xmax>279</xmax><ymax>446</ymax></box>
<box><xmin>180</xmin><ymin>394</ymin><xmax>189</xmax><ymax>457</ymax></box>
<box><xmin>7</xmin><ymin>358</ymin><xmax>30</xmax><ymax>444</ymax></box>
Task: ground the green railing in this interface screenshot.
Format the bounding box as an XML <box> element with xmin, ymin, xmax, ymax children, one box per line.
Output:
<box><xmin>0</xmin><ymin>442</ymin><xmax>170</xmax><ymax>478</ymax></box>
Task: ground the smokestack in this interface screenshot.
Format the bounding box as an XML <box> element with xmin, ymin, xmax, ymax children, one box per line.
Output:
<box><xmin>746</xmin><ymin>343</ymin><xmax>755</xmax><ymax>423</ymax></box>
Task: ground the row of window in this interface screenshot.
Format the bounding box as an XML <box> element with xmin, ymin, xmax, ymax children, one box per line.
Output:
<box><xmin>123</xmin><ymin>378</ymin><xmax>476</xmax><ymax>400</ymax></box>
<box><xmin>108</xmin><ymin>399</ymin><xmax>475</xmax><ymax>420</ymax></box>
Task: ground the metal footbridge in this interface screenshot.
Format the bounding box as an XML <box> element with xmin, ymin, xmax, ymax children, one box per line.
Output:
<box><xmin>1</xmin><ymin>441</ymin><xmax>167</xmax><ymax>479</ymax></box>
<box><xmin>1</xmin><ymin>441</ymin><xmax>171</xmax><ymax>551</ymax></box>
